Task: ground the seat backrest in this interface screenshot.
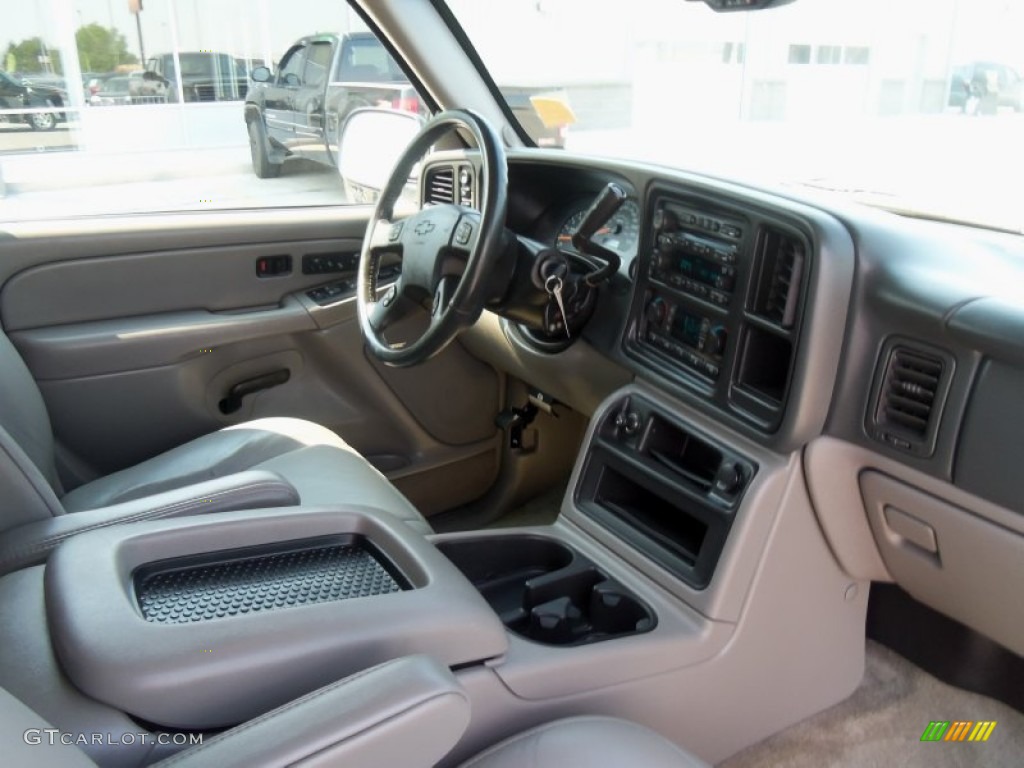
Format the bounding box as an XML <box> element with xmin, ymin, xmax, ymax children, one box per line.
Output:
<box><xmin>0</xmin><ymin>331</ymin><xmax>59</xmax><ymax>488</ymax></box>
<box><xmin>0</xmin><ymin>685</ymin><xmax>96</xmax><ymax>767</ymax></box>
<box><xmin>0</xmin><ymin>329</ymin><xmax>65</xmax><ymax>525</ymax></box>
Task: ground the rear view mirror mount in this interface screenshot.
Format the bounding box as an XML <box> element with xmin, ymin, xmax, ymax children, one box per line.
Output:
<box><xmin>687</xmin><ymin>0</ymin><xmax>796</xmax><ymax>11</ymax></box>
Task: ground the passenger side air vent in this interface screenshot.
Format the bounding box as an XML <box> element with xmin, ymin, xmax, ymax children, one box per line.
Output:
<box><xmin>870</xmin><ymin>344</ymin><xmax>949</xmax><ymax>457</ymax></box>
<box><xmin>425</xmin><ymin>165</ymin><xmax>455</xmax><ymax>205</ymax></box>
<box><xmin>750</xmin><ymin>227</ymin><xmax>804</xmax><ymax>328</ymax></box>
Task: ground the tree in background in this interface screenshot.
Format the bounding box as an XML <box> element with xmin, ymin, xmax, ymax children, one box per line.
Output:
<box><xmin>76</xmin><ymin>24</ymin><xmax>138</xmax><ymax>72</ymax></box>
<box><xmin>4</xmin><ymin>37</ymin><xmax>63</xmax><ymax>74</ymax></box>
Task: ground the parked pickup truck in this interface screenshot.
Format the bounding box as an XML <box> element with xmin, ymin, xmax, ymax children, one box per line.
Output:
<box><xmin>145</xmin><ymin>51</ymin><xmax>249</xmax><ymax>103</ymax></box>
<box><xmin>0</xmin><ymin>70</ymin><xmax>67</xmax><ymax>130</ymax></box>
<box><xmin>244</xmin><ymin>32</ymin><xmax>573</xmax><ymax>179</ymax></box>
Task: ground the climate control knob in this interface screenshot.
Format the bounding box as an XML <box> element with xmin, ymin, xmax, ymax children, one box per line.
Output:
<box><xmin>706</xmin><ymin>324</ymin><xmax>728</xmax><ymax>356</ymax></box>
<box><xmin>713</xmin><ymin>461</ymin><xmax>744</xmax><ymax>496</ymax></box>
<box><xmin>645</xmin><ymin>296</ymin><xmax>668</xmax><ymax>327</ymax></box>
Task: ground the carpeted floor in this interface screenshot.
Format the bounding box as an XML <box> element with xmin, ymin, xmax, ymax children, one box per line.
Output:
<box><xmin>720</xmin><ymin>640</ymin><xmax>1024</xmax><ymax>767</ymax></box>
<box><xmin>486</xmin><ymin>483</ymin><xmax>566</xmax><ymax>529</ymax></box>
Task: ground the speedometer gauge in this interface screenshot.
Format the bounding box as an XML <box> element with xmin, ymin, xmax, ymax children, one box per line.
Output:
<box><xmin>556</xmin><ymin>199</ymin><xmax>640</xmax><ymax>258</ymax></box>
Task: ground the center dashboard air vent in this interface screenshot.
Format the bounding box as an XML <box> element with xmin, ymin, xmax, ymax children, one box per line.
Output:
<box><xmin>750</xmin><ymin>227</ymin><xmax>804</xmax><ymax>328</ymax></box>
<box><xmin>869</xmin><ymin>343</ymin><xmax>950</xmax><ymax>457</ymax></box>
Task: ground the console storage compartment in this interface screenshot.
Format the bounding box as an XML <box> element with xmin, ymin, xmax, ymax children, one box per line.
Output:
<box><xmin>45</xmin><ymin>507</ymin><xmax>507</xmax><ymax>730</ymax></box>
<box><xmin>437</xmin><ymin>534</ymin><xmax>655</xmax><ymax>646</ymax></box>
<box><xmin>134</xmin><ymin>534</ymin><xmax>407</xmax><ymax>624</ymax></box>
<box><xmin>575</xmin><ymin>395</ymin><xmax>755</xmax><ymax>589</ymax></box>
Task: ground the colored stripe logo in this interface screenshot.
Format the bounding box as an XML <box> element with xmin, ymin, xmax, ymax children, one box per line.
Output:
<box><xmin>921</xmin><ymin>721</ymin><xmax>996</xmax><ymax>742</ymax></box>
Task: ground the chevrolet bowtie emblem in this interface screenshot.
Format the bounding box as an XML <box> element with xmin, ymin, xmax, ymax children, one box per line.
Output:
<box><xmin>414</xmin><ymin>220</ymin><xmax>435</xmax><ymax>235</ymax></box>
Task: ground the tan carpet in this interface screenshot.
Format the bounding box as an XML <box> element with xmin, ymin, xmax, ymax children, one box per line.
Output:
<box><xmin>720</xmin><ymin>640</ymin><xmax>1024</xmax><ymax>768</ymax></box>
<box><xmin>486</xmin><ymin>483</ymin><xmax>565</xmax><ymax>529</ymax></box>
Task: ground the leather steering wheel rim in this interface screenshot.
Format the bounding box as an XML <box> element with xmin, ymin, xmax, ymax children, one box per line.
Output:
<box><xmin>356</xmin><ymin>109</ymin><xmax>508</xmax><ymax>367</ymax></box>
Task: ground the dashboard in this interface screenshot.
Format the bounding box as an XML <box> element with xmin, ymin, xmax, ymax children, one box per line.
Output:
<box><xmin>421</xmin><ymin>148</ymin><xmax>1024</xmax><ymax>509</ymax></box>
<box><xmin>423</xmin><ymin>147</ymin><xmax>1024</xmax><ymax>656</ymax></box>
<box><xmin>434</xmin><ymin>155</ymin><xmax>850</xmax><ymax>450</ymax></box>
<box><xmin>625</xmin><ymin>190</ymin><xmax>809</xmax><ymax>433</ymax></box>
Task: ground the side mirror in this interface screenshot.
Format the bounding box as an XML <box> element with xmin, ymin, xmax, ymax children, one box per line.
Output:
<box><xmin>338</xmin><ymin>108</ymin><xmax>425</xmax><ymax>204</ymax></box>
<box><xmin>250</xmin><ymin>66</ymin><xmax>272</xmax><ymax>83</ymax></box>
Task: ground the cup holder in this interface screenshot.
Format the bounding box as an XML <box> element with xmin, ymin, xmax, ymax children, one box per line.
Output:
<box><xmin>436</xmin><ymin>534</ymin><xmax>655</xmax><ymax>646</ymax></box>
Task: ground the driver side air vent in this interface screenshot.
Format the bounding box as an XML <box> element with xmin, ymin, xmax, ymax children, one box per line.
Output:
<box><xmin>870</xmin><ymin>344</ymin><xmax>949</xmax><ymax>457</ymax></box>
<box><xmin>750</xmin><ymin>227</ymin><xmax>804</xmax><ymax>328</ymax></box>
<box><xmin>425</xmin><ymin>165</ymin><xmax>455</xmax><ymax>205</ymax></box>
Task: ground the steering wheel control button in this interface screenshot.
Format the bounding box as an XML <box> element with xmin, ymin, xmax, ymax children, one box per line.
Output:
<box><xmin>455</xmin><ymin>220</ymin><xmax>473</xmax><ymax>246</ymax></box>
<box><xmin>388</xmin><ymin>223</ymin><xmax>403</xmax><ymax>242</ymax></box>
<box><xmin>382</xmin><ymin>285</ymin><xmax>398</xmax><ymax>307</ymax></box>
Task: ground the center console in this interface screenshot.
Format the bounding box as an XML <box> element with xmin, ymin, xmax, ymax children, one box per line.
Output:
<box><xmin>44</xmin><ymin>507</ymin><xmax>507</xmax><ymax>730</ymax></box>
<box><xmin>437</xmin><ymin>534</ymin><xmax>654</xmax><ymax>646</ymax></box>
<box><xmin>575</xmin><ymin>393</ymin><xmax>755</xmax><ymax>589</ymax></box>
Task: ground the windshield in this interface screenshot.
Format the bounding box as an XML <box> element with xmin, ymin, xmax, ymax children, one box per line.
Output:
<box><xmin>445</xmin><ymin>0</ymin><xmax>1024</xmax><ymax>233</ymax></box>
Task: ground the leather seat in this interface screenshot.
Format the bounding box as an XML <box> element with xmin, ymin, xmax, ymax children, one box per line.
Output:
<box><xmin>461</xmin><ymin>716</ymin><xmax>708</xmax><ymax>768</ymax></box>
<box><xmin>0</xmin><ymin>656</ymin><xmax>708</xmax><ymax>768</ymax></box>
<box><xmin>58</xmin><ymin>416</ymin><xmax>428</xmax><ymax>533</ymax></box>
<box><xmin>0</xmin><ymin>330</ymin><xmax>430</xmax><ymax>568</ymax></box>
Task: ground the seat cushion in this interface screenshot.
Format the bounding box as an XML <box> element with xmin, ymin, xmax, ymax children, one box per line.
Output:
<box><xmin>60</xmin><ymin>417</ymin><xmax>430</xmax><ymax>533</ymax></box>
<box><xmin>461</xmin><ymin>716</ymin><xmax>709</xmax><ymax>768</ymax></box>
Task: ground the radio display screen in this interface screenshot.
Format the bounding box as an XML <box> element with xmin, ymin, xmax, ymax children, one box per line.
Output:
<box><xmin>671</xmin><ymin>308</ymin><xmax>704</xmax><ymax>349</ymax></box>
<box><xmin>666</xmin><ymin>307</ymin><xmax>714</xmax><ymax>358</ymax></box>
<box><xmin>677</xmin><ymin>254</ymin><xmax>727</xmax><ymax>288</ymax></box>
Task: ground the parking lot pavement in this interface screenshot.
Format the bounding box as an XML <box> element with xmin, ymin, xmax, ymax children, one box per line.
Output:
<box><xmin>0</xmin><ymin>123</ymin><xmax>79</xmax><ymax>155</ymax></box>
<box><xmin>0</xmin><ymin>144</ymin><xmax>350</xmax><ymax>220</ymax></box>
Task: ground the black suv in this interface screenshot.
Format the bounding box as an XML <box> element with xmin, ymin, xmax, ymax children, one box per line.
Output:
<box><xmin>0</xmin><ymin>70</ymin><xmax>66</xmax><ymax>131</ymax></box>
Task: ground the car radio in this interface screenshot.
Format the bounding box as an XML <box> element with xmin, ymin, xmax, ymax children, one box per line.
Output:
<box><xmin>649</xmin><ymin>200</ymin><xmax>745</xmax><ymax>307</ymax></box>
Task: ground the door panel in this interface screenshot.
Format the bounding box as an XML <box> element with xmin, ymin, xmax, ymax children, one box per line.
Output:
<box><xmin>1</xmin><ymin>239</ymin><xmax>363</xmax><ymax>331</ymax></box>
<box><xmin>0</xmin><ymin>211</ymin><xmax>501</xmax><ymax>517</ymax></box>
<box><xmin>11</xmin><ymin>298</ymin><xmax>315</xmax><ymax>378</ymax></box>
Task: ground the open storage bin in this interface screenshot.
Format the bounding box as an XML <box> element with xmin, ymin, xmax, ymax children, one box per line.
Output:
<box><xmin>437</xmin><ymin>534</ymin><xmax>655</xmax><ymax>646</ymax></box>
<box><xmin>134</xmin><ymin>535</ymin><xmax>409</xmax><ymax>624</ymax></box>
<box><xmin>576</xmin><ymin>395</ymin><xmax>756</xmax><ymax>589</ymax></box>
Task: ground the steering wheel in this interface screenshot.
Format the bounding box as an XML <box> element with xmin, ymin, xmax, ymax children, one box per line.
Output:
<box><xmin>356</xmin><ymin>109</ymin><xmax>508</xmax><ymax>367</ymax></box>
